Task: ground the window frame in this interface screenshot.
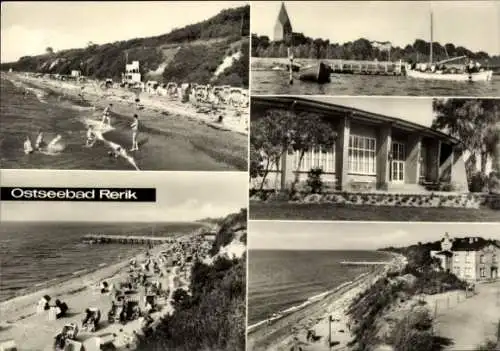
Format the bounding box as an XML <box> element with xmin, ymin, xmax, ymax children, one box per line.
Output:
<box><xmin>348</xmin><ymin>134</ymin><xmax>377</xmax><ymax>175</ymax></box>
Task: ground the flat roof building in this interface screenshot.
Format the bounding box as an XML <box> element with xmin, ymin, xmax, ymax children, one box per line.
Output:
<box><xmin>252</xmin><ymin>96</ymin><xmax>469</xmax><ymax>193</ymax></box>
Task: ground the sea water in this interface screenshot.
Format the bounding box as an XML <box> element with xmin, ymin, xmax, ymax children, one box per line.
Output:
<box><xmin>247</xmin><ymin>249</ymin><xmax>391</xmax><ymax>325</ymax></box>
<box><xmin>0</xmin><ymin>77</ymin><xmax>245</xmax><ymax>170</ymax></box>
<box><xmin>251</xmin><ymin>69</ymin><xmax>500</xmax><ymax>96</ymax></box>
<box><xmin>0</xmin><ymin>221</ymin><xmax>203</xmax><ymax>302</ymax></box>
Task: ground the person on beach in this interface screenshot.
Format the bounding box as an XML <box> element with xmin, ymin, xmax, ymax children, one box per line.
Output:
<box><xmin>101</xmin><ymin>103</ymin><xmax>112</xmax><ymax>126</ymax></box>
<box><xmin>82</xmin><ymin>307</ymin><xmax>101</xmax><ymax>331</ymax></box>
<box><xmin>24</xmin><ymin>136</ymin><xmax>34</xmax><ymax>154</ymax></box>
<box><xmin>55</xmin><ymin>299</ymin><xmax>68</xmax><ymax>319</ymax></box>
<box><xmin>35</xmin><ymin>130</ymin><xmax>45</xmax><ymax>150</ymax></box>
<box><xmin>130</xmin><ymin>114</ymin><xmax>139</xmax><ymax>151</ymax></box>
<box><xmin>38</xmin><ymin>295</ymin><xmax>51</xmax><ymax>311</ymax></box>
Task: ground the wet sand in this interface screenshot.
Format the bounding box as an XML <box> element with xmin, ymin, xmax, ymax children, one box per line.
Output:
<box><xmin>2</xmin><ymin>72</ymin><xmax>248</xmax><ymax>171</ymax></box>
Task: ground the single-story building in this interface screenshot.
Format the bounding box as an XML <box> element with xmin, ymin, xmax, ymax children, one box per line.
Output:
<box><xmin>252</xmin><ymin>96</ymin><xmax>469</xmax><ymax>193</ymax></box>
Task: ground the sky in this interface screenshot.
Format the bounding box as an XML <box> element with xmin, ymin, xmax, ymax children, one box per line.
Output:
<box><xmin>249</xmin><ymin>221</ymin><xmax>500</xmax><ymax>251</ymax></box>
<box><xmin>0</xmin><ymin>170</ymin><xmax>247</xmax><ymax>222</ymax></box>
<box><xmin>307</xmin><ymin>96</ymin><xmax>435</xmax><ymax>128</ymax></box>
<box><xmin>252</xmin><ymin>1</ymin><xmax>500</xmax><ymax>55</ymax></box>
<box><xmin>0</xmin><ymin>1</ymin><xmax>248</xmax><ymax>63</ymax></box>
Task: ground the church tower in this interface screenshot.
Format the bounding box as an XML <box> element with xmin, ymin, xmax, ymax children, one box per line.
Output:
<box><xmin>273</xmin><ymin>2</ymin><xmax>292</xmax><ymax>42</ymax></box>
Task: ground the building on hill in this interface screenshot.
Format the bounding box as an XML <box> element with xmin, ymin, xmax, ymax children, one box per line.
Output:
<box><xmin>252</xmin><ymin>96</ymin><xmax>469</xmax><ymax>193</ymax></box>
<box><xmin>274</xmin><ymin>2</ymin><xmax>292</xmax><ymax>42</ymax></box>
<box><xmin>122</xmin><ymin>60</ymin><xmax>141</xmax><ymax>85</ymax></box>
<box><xmin>430</xmin><ymin>233</ymin><xmax>499</xmax><ymax>281</ymax></box>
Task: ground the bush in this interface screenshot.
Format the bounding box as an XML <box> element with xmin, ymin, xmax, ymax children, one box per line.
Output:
<box><xmin>306</xmin><ymin>167</ymin><xmax>324</xmax><ymax>194</ymax></box>
<box><xmin>136</xmin><ymin>256</ymin><xmax>246</xmax><ymax>351</ymax></box>
<box><xmin>488</xmin><ymin>171</ymin><xmax>500</xmax><ymax>194</ymax></box>
<box><xmin>470</xmin><ymin>172</ymin><xmax>489</xmax><ymax>192</ymax></box>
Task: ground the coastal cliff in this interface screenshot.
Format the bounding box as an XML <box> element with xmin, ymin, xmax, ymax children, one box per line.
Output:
<box><xmin>136</xmin><ymin>209</ymin><xmax>247</xmax><ymax>351</ymax></box>
<box><xmin>0</xmin><ymin>5</ymin><xmax>250</xmax><ymax>88</ymax></box>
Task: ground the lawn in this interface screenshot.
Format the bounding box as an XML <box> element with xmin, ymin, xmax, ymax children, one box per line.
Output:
<box><xmin>249</xmin><ymin>201</ymin><xmax>500</xmax><ymax>222</ymax></box>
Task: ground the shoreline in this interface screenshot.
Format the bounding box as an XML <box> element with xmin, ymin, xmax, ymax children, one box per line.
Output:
<box><xmin>247</xmin><ymin>252</ymin><xmax>407</xmax><ymax>351</ymax></box>
<box><xmin>1</xmin><ymin>72</ymin><xmax>248</xmax><ymax>171</ymax></box>
<box><xmin>1</xmin><ymin>72</ymin><xmax>248</xmax><ymax>136</ymax></box>
<box><xmin>0</xmin><ymin>230</ymin><xmax>198</xmax><ymax>350</ymax></box>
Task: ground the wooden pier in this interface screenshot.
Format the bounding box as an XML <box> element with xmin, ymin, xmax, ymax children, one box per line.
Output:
<box><xmin>340</xmin><ymin>261</ymin><xmax>391</xmax><ymax>266</ymax></box>
<box><xmin>327</xmin><ymin>59</ymin><xmax>404</xmax><ymax>76</ymax></box>
<box><xmin>82</xmin><ymin>234</ymin><xmax>175</xmax><ymax>245</ymax></box>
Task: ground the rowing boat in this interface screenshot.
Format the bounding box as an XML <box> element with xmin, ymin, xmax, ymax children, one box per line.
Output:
<box><xmin>297</xmin><ymin>62</ymin><xmax>331</xmax><ymax>84</ymax></box>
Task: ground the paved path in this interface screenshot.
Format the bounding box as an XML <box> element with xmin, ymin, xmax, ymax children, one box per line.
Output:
<box><xmin>434</xmin><ymin>281</ymin><xmax>500</xmax><ymax>350</ymax></box>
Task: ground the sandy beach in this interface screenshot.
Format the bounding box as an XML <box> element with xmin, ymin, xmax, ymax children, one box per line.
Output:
<box><xmin>0</xmin><ymin>230</ymin><xmax>207</xmax><ymax>351</ymax></box>
<box><xmin>247</xmin><ymin>254</ymin><xmax>407</xmax><ymax>351</ymax></box>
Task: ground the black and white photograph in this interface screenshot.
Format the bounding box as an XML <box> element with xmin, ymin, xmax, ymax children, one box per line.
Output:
<box><xmin>250</xmin><ymin>96</ymin><xmax>500</xmax><ymax>222</ymax></box>
<box><xmin>0</xmin><ymin>1</ymin><xmax>249</xmax><ymax>171</ymax></box>
<box><xmin>0</xmin><ymin>170</ymin><xmax>247</xmax><ymax>351</ymax></box>
<box><xmin>251</xmin><ymin>1</ymin><xmax>500</xmax><ymax>96</ymax></box>
<box><xmin>247</xmin><ymin>221</ymin><xmax>500</xmax><ymax>351</ymax></box>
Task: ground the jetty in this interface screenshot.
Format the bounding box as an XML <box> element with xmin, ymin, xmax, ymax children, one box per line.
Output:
<box><xmin>340</xmin><ymin>261</ymin><xmax>392</xmax><ymax>266</ymax></box>
<box><xmin>82</xmin><ymin>234</ymin><xmax>175</xmax><ymax>245</ymax></box>
<box><xmin>328</xmin><ymin>59</ymin><xmax>404</xmax><ymax>76</ymax></box>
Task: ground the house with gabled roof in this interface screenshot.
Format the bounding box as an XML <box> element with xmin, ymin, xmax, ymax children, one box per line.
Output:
<box><xmin>431</xmin><ymin>233</ymin><xmax>499</xmax><ymax>281</ymax></box>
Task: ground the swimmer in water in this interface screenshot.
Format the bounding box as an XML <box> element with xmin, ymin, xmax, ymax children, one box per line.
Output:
<box><xmin>101</xmin><ymin>103</ymin><xmax>112</xmax><ymax>127</ymax></box>
<box><xmin>108</xmin><ymin>145</ymin><xmax>124</xmax><ymax>158</ymax></box>
<box><xmin>24</xmin><ymin>136</ymin><xmax>34</xmax><ymax>154</ymax></box>
<box><xmin>47</xmin><ymin>134</ymin><xmax>62</xmax><ymax>150</ymax></box>
<box><xmin>130</xmin><ymin>114</ymin><xmax>139</xmax><ymax>151</ymax></box>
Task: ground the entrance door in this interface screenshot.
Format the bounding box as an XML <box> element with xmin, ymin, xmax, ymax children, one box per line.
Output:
<box><xmin>391</xmin><ymin>142</ymin><xmax>406</xmax><ymax>183</ymax></box>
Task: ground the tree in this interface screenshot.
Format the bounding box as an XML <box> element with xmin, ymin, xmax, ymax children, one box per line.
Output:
<box><xmin>250</xmin><ymin>109</ymin><xmax>296</xmax><ymax>190</ymax></box>
<box><xmin>432</xmin><ymin>99</ymin><xmax>500</xmax><ymax>175</ymax></box>
<box><xmin>45</xmin><ymin>47</ymin><xmax>54</xmax><ymax>55</ymax></box>
<box><xmin>288</xmin><ymin>112</ymin><xmax>336</xmax><ymax>192</ymax></box>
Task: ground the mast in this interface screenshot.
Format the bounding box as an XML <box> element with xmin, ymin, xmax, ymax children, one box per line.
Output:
<box><xmin>429</xmin><ymin>11</ymin><xmax>433</xmax><ymax>65</ymax></box>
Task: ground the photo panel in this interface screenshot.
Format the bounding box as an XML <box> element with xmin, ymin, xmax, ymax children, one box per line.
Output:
<box><xmin>1</xmin><ymin>1</ymin><xmax>250</xmax><ymax>171</ymax></box>
<box><xmin>251</xmin><ymin>1</ymin><xmax>499</xmax><ymax>96</ymax></box>
<box><xmin>249</xmin><ymin>96</ymin><xmax>500</xmax><ymax>222</ymax></box>
<box><xmin>247</xmin><ymin>220</ymin><xmax>500</xmax><ymax>351</ymax></box>
<box><xmin>0</xmin><ymin>170</ymin><xmax>247</xmax><ymax>351</ymax></box>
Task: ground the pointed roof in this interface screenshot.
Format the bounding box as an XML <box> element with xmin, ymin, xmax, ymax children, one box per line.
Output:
<box><xmin>277</xmin><ymin>2</ymin><xmax>291</xmax><ymax>26</ymax></box>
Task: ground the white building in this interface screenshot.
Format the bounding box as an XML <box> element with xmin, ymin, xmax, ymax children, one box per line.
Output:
<box><xmin>71</xmin><ymin>70</ymin><xmax>81</xmax><ymax>78</ymax></box>
<box><xmin>431</xmin><ymin>233</ymin><xmax>499</xmax><ymax>281</ymax></box>
<box><xmin>122</xmin><ymin>60</ymin><xmax>141</xmax><ymax>84</ymax></box>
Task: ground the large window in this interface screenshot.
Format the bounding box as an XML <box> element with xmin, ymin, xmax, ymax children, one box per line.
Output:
<box><xmin>292</xmin><ymin>147</ymin><xmax>335</xmax><ymax>173</ymax></box>
<box><xmin>348</xmin><ymin>135</ymin><xmax>376</xmax><ymax>175</ymax></box>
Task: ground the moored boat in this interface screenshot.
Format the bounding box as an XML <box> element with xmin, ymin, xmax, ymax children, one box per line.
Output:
<box><xmin>298</xmin><ymin>62</ymin><xmax>331</xmax><ymax>84</ymax></box>
<box><xmin>406</xmin><ymin>68</ymin><xmax>493</xmax><ymax>82</ymax></box>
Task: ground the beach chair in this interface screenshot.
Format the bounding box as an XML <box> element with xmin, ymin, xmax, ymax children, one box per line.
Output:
<box><xmin>63</xmin><ymin>339</ymin><xmax>83</xmax><ymax>351</ymax></box>
<box><xmin>82</xmin><ymin>337</ymin><xmax>100</xmax><ymax>351</ymax></box>
<box><xmin>0</xmin><ymin>339</ymin><xmax>17</xmax><ymax>351</ymax></box>
<box><xmin>48</xmin><ymin>306</ymin><xmax>61</xmax><ymax>321</ymax></box>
